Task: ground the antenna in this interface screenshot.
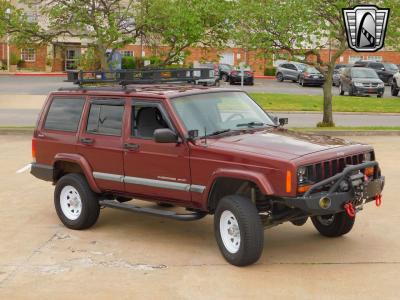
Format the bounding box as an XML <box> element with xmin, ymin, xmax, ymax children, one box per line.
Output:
<box><xmin>204</xmin><ymin>127</ymin><xmax>207</xmax><ymax>145</ymax></box>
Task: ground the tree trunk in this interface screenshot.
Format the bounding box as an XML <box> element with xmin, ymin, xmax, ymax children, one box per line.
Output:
<box><xmin>319</xmin><ymin>66</ymin><xmax>335</xmax><ymax>127</ymax></box>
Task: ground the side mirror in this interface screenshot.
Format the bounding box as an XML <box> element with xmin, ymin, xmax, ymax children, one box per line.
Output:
<box><xmin>279</xmin><ymin>118</ymin><xmax>288</xmax><ymax>126</ymax></box>
<box><xmin>272</xmin><ymin>115</ymin><xmax>278</xmax><ymax>125</ymax></box>
<box><xmin>154</xmin><ymin>128</ymin><xmax>178</xmax><ymax>143</ymax></box>
<box><xmin>188</xmin><ymin>129</ymin><xmax>199</xmax><ymax>140</ymax></box>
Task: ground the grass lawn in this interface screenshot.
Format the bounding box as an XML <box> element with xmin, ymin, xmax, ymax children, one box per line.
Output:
<box><xmin>249</xmin><ymin>93</ymin><xmax>400</xmax><ymax>113</ymax></box>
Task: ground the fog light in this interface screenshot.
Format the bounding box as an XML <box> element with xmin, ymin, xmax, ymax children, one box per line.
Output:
<box><xmin>319</xmin><ymin>197</ymin><xmax>331</xmax><ymax>209</ymax></box>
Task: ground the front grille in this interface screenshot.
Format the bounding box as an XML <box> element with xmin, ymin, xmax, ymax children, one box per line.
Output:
<box><xmin>362</xmin><ymin>82</ymin><xmax>378</xmax><ymax>87</ymax></box>
<box><xmin>308</xmin><ymin>153</ymin><xmax>369</xmax><ymax>182</ymax></box>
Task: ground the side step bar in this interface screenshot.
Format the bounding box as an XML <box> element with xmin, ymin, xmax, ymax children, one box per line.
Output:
<box><xmin>99</xmin><ymin>200</ymin><xmax>207</xmax><ymax>221</ymax></box>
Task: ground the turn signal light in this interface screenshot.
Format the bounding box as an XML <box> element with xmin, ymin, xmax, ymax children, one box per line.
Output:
<box><xmin>286</xmin><ymin>170</ymin><xmax>292</xmax><ymax>193</ymax></box>
<box><xmin>32</xmin><ymin>139</ymin><xmax>36</xmax><ymax>161</ymax></box>
<box><xmin>364</xmin><ymin>166</ymin><xmax>374</xmax><ymax>177</ymax></box>
<box><xmin>297</xmin><ymin>184</ymin><xmax>311</xmax><ymax>194</ymax></box>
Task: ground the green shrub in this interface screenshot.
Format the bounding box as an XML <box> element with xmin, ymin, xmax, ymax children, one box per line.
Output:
<box><xmin>264</xmin><ymin>67</ymin><xmax>276</xmax><ymax>76</ymax></box>
<box><xmin>77</xmin><ymin>48</ymin><xmax>101</xmax><ymax>71</ymax></box>
<box><xmin>121</xmin><ymin>56</ymin><xmax>136</xmax><ymax>69</ymax></box>
<box><xmin>17</xmin><ymin>59</ymin><xmax>24</xmax><ymax>68</ymax></box>
<box><xmin>10</xmin><ymin>53</ymin><xmax>19</xmax><ymax>65</ymax></box>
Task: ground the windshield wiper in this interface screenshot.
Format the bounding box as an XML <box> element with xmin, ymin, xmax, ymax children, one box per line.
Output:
<box><xmin>236</xmin><ymin>121</ymin><xmax>264</xmax><ymax>127</ymax></box>
<box><xmin>203</xmin><ymin>129</ymin><xmax>231</xmax><ymax>137</ymax></box>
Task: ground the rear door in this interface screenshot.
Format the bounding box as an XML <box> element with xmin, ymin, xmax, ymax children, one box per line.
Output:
<box><xmin>77</xmin><ymin>97</ymin><xmax>126</xmax><ymax>191</ymax></box>
<box><xmin>123</xmin><ymin>99</ymin><xmax>191</xmax><ymax>203</ymax></box>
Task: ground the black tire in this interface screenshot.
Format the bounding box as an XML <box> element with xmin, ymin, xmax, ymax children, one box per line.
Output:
<box><xmin>276</xmin><ymin>73</ymin><xmax>284</xmax><ymax>82</ymax></box>
<box><xmin>339</xmin><ymin>83</ymin><xmax>344</xmax><ymax>95</ymax></box>
<box><xmin>157</xmin><ymin>202</ymin><xmax>174</xmax><ymax>208</ymax></box>
<box><xmin>391</xmin><ymin>81</ymin><xmax>399</xmax><ymax>96</ymax></box>
<box><xmin>54</xmin><ymin>173</ymin><xmax>100</xmax><ymax>230</ymax></box>
<box><xmin>116</xmin><ymin>196</ymin><xmax>132</xmax><ymax>203</ymax></box>
<box><xmin>229</xmin><ymin>79</ymin><xmax>235</xmax><ymax>85</ymax></box>
<box><xmin>388</xmin><ymin>76</ymin><xmax>393</xmax><ymax>86</ymax></box>
<box><xmin>214</xmin><ymin>195</ymin><xmax>264</xmax><ymax>266</ymax></box>
<box><xmin>311</xmin><ymin>212</ymin><xmax>355</xmax><ymax>237</ymax></box>
<box><xmin>292</xmin><ymin>79</ymin><xmax>297</xmax><ymax>83</ymax></box>
<box><xmin>377</xmin><ymin>94</ymin><xmax>383</xmax><ymax>98</ymax></box>
<box><xmin>221</xmin><ymin>74</ymin><xmax>228</xmax><ymax>82</ymax></box>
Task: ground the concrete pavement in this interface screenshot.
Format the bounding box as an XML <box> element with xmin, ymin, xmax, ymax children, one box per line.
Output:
<box><xmin>0</xmin><ymin>135</ymin><xmax>399</xmax><ymax>299</ymax></box>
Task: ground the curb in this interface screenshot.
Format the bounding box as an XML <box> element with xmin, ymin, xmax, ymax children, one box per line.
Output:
<box><xmin>271</xmin><ymin>111</ymin><xmax>400</xmax><ymax>116</ymax></box>
<box><xmin>0</xmin><ymin>72</ymin><xmax>66</xmax><ymax>77</ymax></box>
<box><xmin>254</xmin><ymin>75</ymin><xmax>275</xmax><ymax>79</ymax></box>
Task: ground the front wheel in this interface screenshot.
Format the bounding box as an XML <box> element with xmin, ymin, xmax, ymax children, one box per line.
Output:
<box><xmin>54</xmin><ymin>173</ymin><xmax>100</xmax><ymax>230</ymax></box>
<box><xmin>214</xmin><ymin>195</ymin><xmax>264</xmax><ymax>266</ymax></box>
<box><xmin>391</xmin><ymin>81</ymin><xmax>399</xmax><ymax>96</ymax></box>
<box><xmin>311</xmin><ymin>212</ymin><xmax>355</xmax><ymax>237</ymax></box>
<box><xmin>339</xmin><ymin>83</ymin><xmax>344</xmax><ymax>95</ymax></box>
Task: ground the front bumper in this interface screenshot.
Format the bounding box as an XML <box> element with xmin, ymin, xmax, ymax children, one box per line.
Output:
<box><xmin>303</xmin><ymin>77</ymin><xmax>324</xmax><ymax>85</ymax></box>
<box><xmin>282</xmin><ymin>161</ymin><xmax>385</xmax><ymax>216</ymax></box>
<box><xmin>353</xmin><ymin>86</ymin><xmax>384</xmax><ymax>95</ymax></box>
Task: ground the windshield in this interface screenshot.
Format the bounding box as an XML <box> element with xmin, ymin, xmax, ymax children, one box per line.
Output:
<box><xmin>171</xmin><ymin>92</ymin><xmax>275</xmax><ymax>137</ymax></box>
<box><xmin>296</xmin><ymin>64</ymin><xmax>307</xmax><ymax>71</ymax></box>
<box><xmin>351</xmin><ymin>68</ymin><xmax>379</xmax><ymax>79</ymax></box>
<box><xmin>306</xmin><ymin>67</ymin><xmax>319</xmax><ymax>73</ymax></box>
<box><xmin>383</xmin><ymin>63</ymin><xmax>398</xmax><ymax>71</ymax></box>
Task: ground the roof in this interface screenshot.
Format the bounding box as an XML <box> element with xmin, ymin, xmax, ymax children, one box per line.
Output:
<box><xmin>54</xmin><ymin>84</ymin><xmax>242</xmax><ymax>98</ymax></box>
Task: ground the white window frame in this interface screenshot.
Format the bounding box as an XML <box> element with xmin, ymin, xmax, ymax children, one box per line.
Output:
<box><xmin>349</xmin><ymin>56</ymin><xmax>362</xmax><ymax>64</ymax></box>
<box><xmin>21</xmin><ymin>48</ymin><xmax>36</xmax><ymax>62</ymax></box>
<box><xmin>367</xmin><ymin>56</ymin><xmax>383</xmax><ymax>62</ymax></box>
<box><xmin>122</xmin><ymin>50</ymin><xmax>134</xmax><ymax>57</ymax></box>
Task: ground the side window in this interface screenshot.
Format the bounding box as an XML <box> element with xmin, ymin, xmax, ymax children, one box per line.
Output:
<box><xmin>287</xmin><ymin>64</ymin><xmax>296</xmax><ymax>70</ymax></box>
<box><xmin>86</xmin><ymin>102</ymin><xmax>124</xmax><ymax>136</ymax></box>
<box><xmin>44</xmin><ymin>97</ymin><xmax>85</xmax><ymax>132</ymax></box>
<box><xmin>280</xmin><ymin>64</ymin><xmax>288</xmax><ymax>69</ymax></box>
<box><xmin>370</xmin><ymin>63</ymin><xmax>383</xmax><ymax>69</ymax></box>
<box><xmin>131</xmin><ymin>103</ymin><xmax>170</xmax><ymax>139</ymax></box>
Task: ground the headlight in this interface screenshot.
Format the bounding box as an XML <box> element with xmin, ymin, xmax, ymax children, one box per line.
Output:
<box><xmin>377</xmin><ymin>83</ymin><xmax>384</xmax><ymax>88</ymax></box>
<box><xmin>364</xmin><ymin>152</ymin><xmax>372</xmax><ymax>161</ymax></box>
<box><xmin>297</xmin><ymin>166</ymin><xmax>308</xmax><ymax>184</ymax></box>
<box><xmin>353</xmin><ymin>82</ymin><xmax>363</xmax><ymax>87</ymax></box>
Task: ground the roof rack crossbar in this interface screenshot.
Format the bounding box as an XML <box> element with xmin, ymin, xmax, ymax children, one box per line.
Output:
<box><xmin>66</xmin><ymin>68</ymin><xmax>217</xmax><ymax>87</ymax></box>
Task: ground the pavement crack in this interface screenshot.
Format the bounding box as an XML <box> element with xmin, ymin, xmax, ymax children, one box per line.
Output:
<box><xmin>0</xmin><ymin>232</ymin><xmax>59</xmax><ymax>288</ymax></box>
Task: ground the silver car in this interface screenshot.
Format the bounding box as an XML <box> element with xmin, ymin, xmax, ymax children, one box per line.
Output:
<box><xmin>275</xmin><ymin>62</ymin><xmax>307</xmax><ymax>82</ymax></box>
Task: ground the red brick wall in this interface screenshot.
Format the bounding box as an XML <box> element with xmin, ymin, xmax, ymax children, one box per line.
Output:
<box><xmin>7</xmin><ymin>45</ymin><xmax>47</xmax><ymax>71</ymax></box>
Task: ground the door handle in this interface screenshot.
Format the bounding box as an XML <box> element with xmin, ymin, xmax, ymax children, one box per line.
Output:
<box><xmin>124</xmin><ymin>143</ymin><xmax>140</xmax><ymax>150</ymax></box>
<box><xmin>80</xmin><ymin>137</ymin><xmax>94</xmax><ymax>145</ymax></box>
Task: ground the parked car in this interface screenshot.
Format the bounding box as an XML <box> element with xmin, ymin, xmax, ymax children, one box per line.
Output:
<box><xmin>30</xmin><ymin>78</ymin><xmax>384</xmax><ymax>266</ymax></box>
<box><xmin>353</xmin><ymin>61</ymin><xmax>399</xmax><ymax>85</ymax></box>
<box><xmin>219</xmin><ymin>63</ymin><xmax>233</xmax><ymax>82</ymax></box>
<box><xmin>339</xmin><ymin>67</ymin><xmax>384</xmax><ymax>97</ymax></box>
<box><xmin>298</xmin><ymin>66</ymin><xmax>325</xmax><ymax>86</ymax></box>
<box><xmin>196</xmin><ymin>62</ymin><xmax>220</xmax><ymax>86</ymax></box>
<box><xmin>275</xmin><ymin>62</ymin><xmax>307</xmax><ymax>82</ymax></box>
<box><xmin>229</xmin><ymin>69</ymin><xmax>254</xmax><ymax>85</ymax></box>
<box><xmin>391</xmin><ymin>70</ymin><xmax>400</xmax><ymax>96</ymax></box>
<box><xmin>333</xmin><ymin>64</ymin><xmax>351</xmax><ymax>86</ymax></box>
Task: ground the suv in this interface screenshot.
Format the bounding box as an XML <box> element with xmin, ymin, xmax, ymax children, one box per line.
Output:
<box><xmin>353</xmin><ymin>61</ymin><xmax>399</xmax><ymax>85</ymax></box>
<box><xmin>275</xmin><ymin>62</ymin><xmax>307</xmax><ymax>82</ymax></box>
<box><xmin>31</xmin><ymin>84</ymin><xmax>385</xmax><ymax>266</ymax></box>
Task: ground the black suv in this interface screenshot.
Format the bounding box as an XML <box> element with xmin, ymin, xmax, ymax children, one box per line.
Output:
<box><xmin>339</xmin><ymin>67</ymin><xmax>384</xmax><ymax>97</ymax></box>
<box><xmin>353</xmin><ymin>61</ymin><xmax>398</xmax><ymax>85</ymax></box>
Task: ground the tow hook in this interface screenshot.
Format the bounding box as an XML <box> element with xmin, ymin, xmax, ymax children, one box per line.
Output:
<box><xmin>375</xmin><ymin>194</ymin><xmax>382</xmax><ymax>207</ymax></box>
<box><xmin>344</xmin><ymin>202</ymin><xmax>356</xmax><ymax>218</ymax></box>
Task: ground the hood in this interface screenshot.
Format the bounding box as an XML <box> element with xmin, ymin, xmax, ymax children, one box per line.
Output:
<box><xmin>206</xmin><ymin>129</ymin><xmax>357</xmax><ymax>160</ymax></box>
<box><xmin>353</xmin><ymin>77</ymin><xmax>383</xmax><ymax>83</ymax></box>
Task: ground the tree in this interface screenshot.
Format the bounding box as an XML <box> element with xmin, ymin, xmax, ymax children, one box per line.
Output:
<box><xmin>142</xmin><ymin>0</ymin><xmax>232</xmax><ymax>65</ymax></box>
<box><xmin>21</xmin><ymin>0</ymin><xmax>143</xmax><ymax>70</ymax></box>
<box><xmin>235</xmin><ymin>0</ymin><xmax>400</xmax><ymax>127</ymax></box>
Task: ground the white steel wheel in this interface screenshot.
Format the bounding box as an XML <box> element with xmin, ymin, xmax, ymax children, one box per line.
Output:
<box><xmin>60</xmin><ymin>185</ymin><xmax>82</xmax><ymax>220</ymax></box>
<box><xmin>219</xmin><ymin>210</ymin><xmax>241</xmax><ymax>253</ymax></box>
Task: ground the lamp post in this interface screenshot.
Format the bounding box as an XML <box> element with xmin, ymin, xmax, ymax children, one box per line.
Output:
<box><xmin>5</xmin><ymin>8</ymin><xmax>11</xmax><ymax>72</ymax></box>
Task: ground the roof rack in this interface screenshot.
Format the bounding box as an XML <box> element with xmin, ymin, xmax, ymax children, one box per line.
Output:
<box><xmin>66</xmin><ymin>68</ymin><xmax>218</xmax><ymax>87</ymax></box>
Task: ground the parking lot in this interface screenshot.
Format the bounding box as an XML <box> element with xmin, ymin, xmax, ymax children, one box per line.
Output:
<box><xmin>0</xmin><ymin>75</ymin><xmax>396</xmax><ymax>97</ymax></box>
<box><xmin>0</xmin><ymin>134</ymin><xmax>399</xmax><ymax>299</ymax></box>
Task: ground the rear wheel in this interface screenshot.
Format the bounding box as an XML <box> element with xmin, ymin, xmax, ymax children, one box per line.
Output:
<box><xmin>391</xmin><ymin>80</ymin><xmax>399</xmax><ymax>96</ymax></box>
<box><xmin>221</xmin><ymin>74</ymin><xmax>228</xmax><ymax>82</ymax></box>
<box><xmin>214</xmin><ymin>195</ymin><xmax>264</xmax><ymax>266</ymax></box>
<box><xmin>311</xmin><ymin>212</ymin><xmax>355</xmax><ymax>237</ymax></box>
<box><xmin>54</xmin><ymin>173</ymin><xmax>100</xmax><ymax>230</ymax></box>
<box><xmin>339</xmin><ymin>83</ymin><xmax>344</xmax><ymax>95</ymax></box>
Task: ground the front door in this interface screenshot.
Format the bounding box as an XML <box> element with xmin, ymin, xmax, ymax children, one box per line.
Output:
<box><xmin>123</xmin><ymin>100</ymin><xmax>191</xmax><ymax>204</ymax></box>
<box><xmin>77</xmin><ymin>97</ymin><xmax>126</xmax><ymax>191</ymax></box>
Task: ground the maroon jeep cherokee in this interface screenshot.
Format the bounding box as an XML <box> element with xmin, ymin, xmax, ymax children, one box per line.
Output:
<box><xmin>31</xmin><ymin>85</ymin><xmax>385</xmax><ymax>266</ymax></box>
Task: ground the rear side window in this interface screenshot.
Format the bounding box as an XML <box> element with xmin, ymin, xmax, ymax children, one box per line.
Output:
<box><xmin>86</xmin><ymin>103</ymin><xmax>124</xmax><ymax>136</ymax></box>
<box><xmin>44</xmin><ymin>97</ymin><xmax>85</xmax><ymax>132</ymax></box>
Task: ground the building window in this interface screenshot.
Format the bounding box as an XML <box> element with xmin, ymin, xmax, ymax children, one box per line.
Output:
<box><xmin>21</xmin><ymin>48</ymin><xmax>36</xmax><ymax>62</ymax></box>
<box><xmin>349</xmin><ymin>56</ymin><xmax>362</xmax><ymax>64</ymax></box>
<box><xmin>367</xmin><ymin>56</ymin><xmax>383</xmax><ymax>62</ymax></box>
<box><xmin>122</xmin><ymin>50</ymin><xmax>134</xmax><ymax>57</ymax></box>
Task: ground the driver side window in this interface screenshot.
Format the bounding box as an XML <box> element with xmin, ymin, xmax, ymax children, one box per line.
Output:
<box><xmin>131</xmin><ymin>103</ymin><xmax>170</xmax><ymax>139</ymax></box>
